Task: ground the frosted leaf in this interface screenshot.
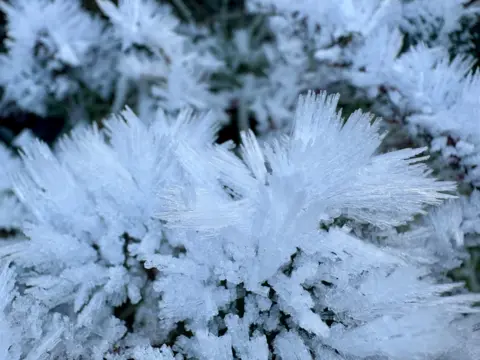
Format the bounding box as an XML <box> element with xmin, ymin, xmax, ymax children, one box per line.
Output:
<box><xmin>270</xmin><ymin>272</ymin><xmax>329</xmax><ymax>337</ymax></box>
<box><xmin>349</xmin><ymin>27</ymin><xmax>403</xmax><ymax>89</ymax></box>
<box><xmin>274</xmin><ymin>331</ymin><xmax>312</xmax><ymax>360</ymax></box>
<box><xmin>327</xmin><ymin>309</ymin><xmax>468</xmax><ymax>360</ymax></box>
<box><xmin>24</xmin><ymin>327</ymin><xmax>64</xmax><ymax>360</ymax></box>
<box><xmin>428</xmin><ymin>199</ymin><xmax>465</xmax><ymax>249</ymax></box>
<box><xmin>239</xmin><ymin>130</ymin><xmax>268</xmax><ymax>183</ymax></box>
<box><xmin>378</xmin><ymin>40</ymin><xmax>480</xmax><ymax>186</ymax></box>
<box><xmin>13</xmin><ymin>138</ymin><xmax>99</xmax><ymax>237</ymax></box>
<box><xmin>0</xmin><ymin>0</ymin><xmax>111</xmax><ymax>114</ymax></box>
<box><xmin>323</xmin><ymin>264</ymin><xmax>475</xmax><ymax>325</ymax></box>
<box><xmin>386</xmin><ymin>193</ymin><xmax>480</xmax><ymax>275</ymax></box>
<box><xmin>151</xmin><ymin>57</ymin><xmax>226</xmax><ymax>114</ymax></box>
<box><xmin>224</xmin><ymin>313</ymin><xmax>269</xmax><ymax>360</ymax></box>
<box><xmin>150</xmin><ymin>263</ymin><xmax>233</xmax><ymax>329</ymax></box>
<box><xmin>390</xmin><ymin>46</ymin><xmax>475</xmax><ymax>114</ymax></box>
<box><xmin>0</xmin><ymin>223</ymin><xmax>97</xmax><ymax>271</ymax></box>
<box><xmin>97</xmin><ymin>0</ymin><xmax>182</xmax><ymax>54</ymax></box>
<box><xmin>176</xmin><ymin>330</ymin><xmax>233</xmax><ymax>360</ymax></box>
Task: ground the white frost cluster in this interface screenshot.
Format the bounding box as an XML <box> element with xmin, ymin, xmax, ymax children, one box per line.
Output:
<box><xmin>1</xmin><ymin>0</ymin><xmax>480</xmax><ymax>359</ymax></box>
<box><xmin>0</xmin><ymin>0</ymin><xmax>115</xmax><ymax>115</ymax></box>
<box><xmin>386</xmin><ymin>45</ymin><xmax>480</xmax><ymax>187</ymax></box>
<box><xmin>245</xmin><ymin>0</ymin><xmax>480</xmax><ymax>187</ymax></box>
<box><xmin>98</xmin><ymin>0</ymin><xmax>226</xmax><ymax>118</ymax></box>
<box><xmin>0</xmin><ymin>92</ymin><xmax>479</xmax><ymax>359</ymax></box>
<box><xmin>0</xmin><ymin>0</ymin><xmax>225</xmax><ymax>120</ymax></box>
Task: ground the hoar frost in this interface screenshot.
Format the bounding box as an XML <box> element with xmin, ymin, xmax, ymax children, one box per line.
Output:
<box><xmin>0</xmin><ymin>92</ymin><xmax>479</xmax><ymax>359</ymax></box>
<box><xmin>1</xmin><ymin>0</ymin><xmax>480</xmax><ymax>358</ymax></box>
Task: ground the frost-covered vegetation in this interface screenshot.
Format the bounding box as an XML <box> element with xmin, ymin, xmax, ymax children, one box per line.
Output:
<box><xmin>1</xmin><ymin>0</ymin><xmax>480</xmax><ymax>359</ymax></box>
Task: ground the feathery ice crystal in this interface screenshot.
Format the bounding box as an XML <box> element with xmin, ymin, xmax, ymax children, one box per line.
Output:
<box><xmin>0</xmin><ymin>92</ymin><xmax>479</xmax><ymax>359</ymax></box>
